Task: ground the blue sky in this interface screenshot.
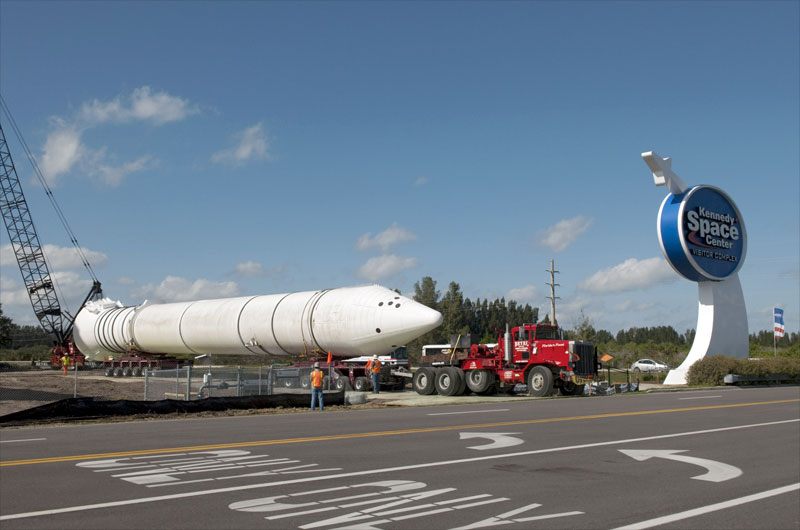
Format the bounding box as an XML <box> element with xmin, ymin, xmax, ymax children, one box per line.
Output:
<box><xmin>1</xmin><ymin>1</ymin><xmax>798</xmax><ymax>337</ymax></box>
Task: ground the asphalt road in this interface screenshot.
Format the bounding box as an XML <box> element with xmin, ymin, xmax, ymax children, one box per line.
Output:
<box><xmin>1</xmin><ymin>386</ymin><xmax>798</xmax><ymax>529</ymax></box>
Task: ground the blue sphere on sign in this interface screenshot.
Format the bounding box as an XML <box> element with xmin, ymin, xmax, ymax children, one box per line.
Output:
<box><xmin>658</xmin><ymin>185</ymin><xmax>746</xmax><ymax>282</ymax></box>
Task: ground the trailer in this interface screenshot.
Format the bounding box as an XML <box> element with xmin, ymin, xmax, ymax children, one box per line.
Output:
<box><xmin>271</xmin><ymin>347</ymin><xmax>412</xmax><ymax>392</ymax></box>
<box><xmin>102</xmin><ymin>353</ymin><xmax>190</xmax><ymax>377</ymax></box>
<box><xmin>412</xmin><ymin>324</ymin><xmax>599</xmax><ymax>397</ymax></box>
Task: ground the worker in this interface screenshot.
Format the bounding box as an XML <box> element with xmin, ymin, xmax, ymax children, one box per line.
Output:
<box><xmin>369</xmin><ymin>354</ymin><xmax>382</xmax><ymax>394</ymax></box>
<box><xmin>61</xmin><ymin>355</ymin><xmax>69</xmax><ymax>375</ymax></box>
<box><xmin>310</xmin><ymin>362</ymin><xmax>324</xmax><ymax>411</ymax></box>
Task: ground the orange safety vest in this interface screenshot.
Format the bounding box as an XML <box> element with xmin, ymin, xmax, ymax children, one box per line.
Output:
<box><xmin>311</xmin><ymin>369</ymin><xmax>324</xmax><ymax>388</ymax></box>
<box><xmin>371</xmin><ymin>359</ymin><xmax>382</xmax><ymax>374</ymax></box>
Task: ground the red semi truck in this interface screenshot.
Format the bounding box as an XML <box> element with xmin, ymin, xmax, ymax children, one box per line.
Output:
<box><xmin>412</xmin><ymin>323</ymin><xmax>599</xmax><ymax>397</ymax></box>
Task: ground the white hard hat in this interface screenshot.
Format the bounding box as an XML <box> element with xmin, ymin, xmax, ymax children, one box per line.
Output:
<box><xmin>372</xmin><ymin>355</ymin><xmax>378</xmax><ymax>359</ymax></box>
<box><xmin>313</xmin><ymin>362</ymin><xmax>320</xmax><ymax>368</ymax></box>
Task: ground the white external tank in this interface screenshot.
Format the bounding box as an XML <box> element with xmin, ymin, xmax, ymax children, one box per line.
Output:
<box><xmin>73</xmin><ymin>284</ymin><xmax>443</xmax><ymax>361</ymax></box>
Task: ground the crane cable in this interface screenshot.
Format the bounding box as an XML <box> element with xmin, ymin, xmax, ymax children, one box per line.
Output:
<box><xmin>0</xmin><ymin>95</ymin><xmax>100</xmax><ymax>287</ymax></box>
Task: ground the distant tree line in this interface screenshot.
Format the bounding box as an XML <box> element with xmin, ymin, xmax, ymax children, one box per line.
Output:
<box><xmin>750</xmin><ymin>330</ymin><xmax>797</xmax><ymax>348</ymax></box>
<box><xmin>0</xmin><ymin>305</ymin><xmax>55</xmax><ymax>350</ymax></box>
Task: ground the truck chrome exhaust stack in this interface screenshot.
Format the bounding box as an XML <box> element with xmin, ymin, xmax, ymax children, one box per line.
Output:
<box><xmin>504</xmin><ymin>323</ymin><xmax>512</xmax><ymax>364</ymax></box>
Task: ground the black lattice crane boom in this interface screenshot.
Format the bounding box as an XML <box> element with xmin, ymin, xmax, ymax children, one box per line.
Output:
<box><xmin>0</xmin><ymin>100</ymin><xmax>102</xmax><ymax>359</ymax></box>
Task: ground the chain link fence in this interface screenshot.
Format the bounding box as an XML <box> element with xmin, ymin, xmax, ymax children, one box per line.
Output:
<box><xmin>143</xmin><ymin>365</ymin><xmax>338</xmax><ymax>401</ymax></box>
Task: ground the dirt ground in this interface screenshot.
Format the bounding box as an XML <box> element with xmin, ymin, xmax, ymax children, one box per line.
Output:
<box><xmin>0</xmin><ymin>366</ymin><xmax>379</xmax><ymax>423</ymax></box>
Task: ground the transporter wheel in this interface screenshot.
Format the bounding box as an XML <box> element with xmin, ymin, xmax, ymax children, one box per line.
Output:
<box><xmin>412</xmin><ymin>368</ymin><xmax>436</xmax><ymax>395</ymax></box>
<box><xmin>479</xmin><ymin>383</ymin><xmax>498</xmax><ymax>396</ymax></box>
<box><xmin>282</xmin><ymin>378</ymin><xmax>295</xmax><ymax>388</ymax></box>
<box><xmin>105</xmin><ymin>367</ymin><xmax>114</xmax><ymax>377</ymax></box>
<box><xmin>113</xmin><ymin>367</ymin><xmax>124</xmax><ymax>377</ymax></box>
<box><xmin>527</xmin><ymin>366</ymin><xmax>554</xmax><ymax>397</ymax></box>
<box><xmin>560</xmin><ymin>381</ymin><xmax>584</xmax><ymax>396</ymax></box>
<box><xmin>133</xmin><ymin>367</ymin><xmax>143</xmax><ymax>377</ymax></box>
<box><xmin>435</xmin><ymin>367</ymin><xmax>462</xmax><ymax>396</ymax></box>
<box><xmin>335</xmin><ymin>377</ymin><xmax>351</xmax><ymax>391</ymax></box>
<box><xmin>354</xmin><ymin>376</ymin><xmax>369</xmax><ymax>392</ymax></box>
<box><xmin>465</xmin><ymin>369</ymin><xmax>492</xmax><ymax>394</ymax></box>
<box><xmin>123</xmin><ymin>367</ymin><xmax>133</xmax><ymax>377</ymax></box>
<box><xmin>453</xmin><ymin>367</ymin><xmax>467</xmax><ymax>395</ymax></box>
<box><xmin>300</xmin><ymin>376</ymin><xmax>311</xmax><ymax>390</ymax></box>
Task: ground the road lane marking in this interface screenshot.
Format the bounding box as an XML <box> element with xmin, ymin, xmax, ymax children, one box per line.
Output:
<box><xmin>428</xmin><ymin>409</ymin><xmax>509</xmax><ymax>416</ymax></box>
<box><xmin>0</xmin><ymin>438</ymin><xmax>46</xmax><ymax>443</ymax></box>
<box><xmin>611</xmin><ymin>483</ymin><xmax>800</xmax><ymax>529</ymax></box>
<box><xmin>1</xmin><ymin>418</ymin><xmax>797</xmax><ymax>521</ymax></box>
<box><xmin>459</xmin><ymin>432</ymin><xmax>523</xmax><ymax>450</ymax></box>
<box><xmin>2</xmin><ymin>398</ymin><xmax>797</xmax><ymax>467</ymax></box>
<box><xmin>619</xmin><ymin>449</ymin><xmax>742</xmax><ymax>482</ymax></box>
<box><xmin>679</xmin><ymin>396</ymin><xmax>721</xmax><ymax>400</ymax></box>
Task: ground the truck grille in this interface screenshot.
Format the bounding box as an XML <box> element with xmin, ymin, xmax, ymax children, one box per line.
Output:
<box><xmin>570</xmin><ymin>341</ymin><xmax>597</xmax><ymax>376</ymax></box>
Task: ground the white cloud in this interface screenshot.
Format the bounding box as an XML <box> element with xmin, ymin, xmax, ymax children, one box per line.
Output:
<box><xmin>79</xmin><ymin>86</ymin><xmax>199</xmax><ymax>126</ymax></box>
<box><xmin>39</xmin><ymin>124</ymin><xmax>83</xmax><ymax>184</ymax></box>
<box><xmin>231</xmin><ymin>261</ymin><xmax>287</xmax><ymax>279</ymax></box>
<box><xmin>356</xmin><ymin>222</ymin><xmax>417</xmax><ymax>252</ymax></box>
<box><xmin>1</xmin><ymin>244</ymin><xmax>107</xmax><ymax>270</ymax></box>
<box><xmin>211</xmin><ymin>123</ymin><xmax>270</xmax><ymax>166</ymax></box>
<box><xmin>235</xmin><ymin>260</ymin><xmax>264</xmax><ymax>277</ymax></box>
<box><xmin>357</xmin><ymin>254</ymin><xmax>418</xmax><ymax>281</ymax></box>
<box><xmin>132</xmin><ymin>276</ymin><xmax>240</xmax><ymax>302</ymax></box>
<box><xmin>38</xmin><ymin>87</ymin><xmax>195</xmax><ymax>186</ymax></box>
<box><xmin>84</xmin><ymin>152</ymin><xmax>153</xmax><ymax>187</ymax></box>
<box><xmin>505</xmin><ymin>285</ymin><xmax>538</xmax><ymax>304</ymax></box>
<box><xmin>579</xmin><ymin>257</ymin><xmax>676</xmax><ymax>293</ymax></box>
<box><xmin>537</xmin><ymin>216</ymin><xmax>594</xmax><ymax>253</ymax></box>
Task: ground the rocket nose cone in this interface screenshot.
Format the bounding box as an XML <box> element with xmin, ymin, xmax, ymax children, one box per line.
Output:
<box><xmin>376</xmin><ymin>297</ymin><xmax>443</xmax><ymax>346</ymax></box>
<box><xmin>415</xmin><ymin>303</ymin><xmax>444</xmax><ymax>331</ymax></box>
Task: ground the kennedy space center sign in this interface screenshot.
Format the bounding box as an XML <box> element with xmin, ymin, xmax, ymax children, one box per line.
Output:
<box><xmin>658</xmin><ymin>185</ymin><xmax>747</xmax><ymax>282</ymax></box>
<box><xmin>642</xmin><ymin>151</ymin><xmax>749</xmax><ymax>385</ymax></box>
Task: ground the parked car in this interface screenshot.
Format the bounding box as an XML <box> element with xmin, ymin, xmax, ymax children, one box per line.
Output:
<box><xmin>630</xmin><ymin>359</ymin><xmax>670</xmax><ymax>373</ymax></box>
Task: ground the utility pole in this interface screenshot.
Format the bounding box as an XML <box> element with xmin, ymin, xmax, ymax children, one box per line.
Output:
<box><xmin>545</xmin><ymin>259</ymin><xmax>560</xmax><ymax>325</ymax></box>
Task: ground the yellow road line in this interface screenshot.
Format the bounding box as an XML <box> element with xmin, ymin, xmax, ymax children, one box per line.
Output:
<box><xmin>2</xmin><ymin>398</ymin><xmax>797</xmax><ymax>467</ymax></box>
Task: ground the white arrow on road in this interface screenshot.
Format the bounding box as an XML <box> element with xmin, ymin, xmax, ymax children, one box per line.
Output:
<box><xmin>459</xmin><ymin>432</ymin><xmax>524</xmax><ymax>451</ymax></box>
<box><xmin>619</xmin><ymin>449</ymin><xmax>743</xmax><ymax>482</ymax></box>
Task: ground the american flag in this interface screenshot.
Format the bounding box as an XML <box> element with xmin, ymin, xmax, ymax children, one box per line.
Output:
<box><xmin>774</xmin><ymin>308</ymin><xmax>785</xmax><ymax>338</ymax></box>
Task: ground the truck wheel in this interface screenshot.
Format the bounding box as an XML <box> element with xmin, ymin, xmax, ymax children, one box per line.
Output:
<box><xmin>335</xmin><ymin>377</ymin><xmax>351</xmax><ymax>391</ymax></box>
<box><xmin>105</xmin><ymin>367</ymin><xmax>114</xmax><ymax>377</ymax></box>
<box><xmin>354</xmin><ymin>376</ymin><xmax>369</xmax><ymax>392</ymax></box>
<box><xmin>412</xmin><ymin>368</ymin><xmax>436</xmax><ymax>395</ymax></box>
<box><xmin>113</xmin><ymin>367</ymin><xmax>124</xmax><ymax>377</ymax></box>
<box><xmin>282</xmin><ymin>378</ymin><xmax>295</xmax><ymax>388</ymax></box>
<box><xmin>123</xmin><ymin>368</ymin><xmax>133</xmax><ymax>377</ymax></box>
<box><xmin>453</xmin><ymin>367</ymin><xmax>467</xmax><ymax>395</ymax></box>
<box><xmin>133</xmin><ymin>367</ymin><xmax>143</xmax><ymax>377</ymax></box>
<box><xmin>527</xmin><ymin>366</ymin><xmax>554</xmax><ymax>397</ymax></box>
<box><xmin>479</xmin><ymin>383</ymin><xmax>498</xmax><ymax>395</ymax></box>
<box><xmin>435</xmin><ymin>367</ymin><xmax>461</xmax><ymax>396</ymax></box>
<box><xmin>465</xmin><ymin>369</ymin><xmax>491</xmax><ymax>393</ymax></box>
<box><xmin>560</xmin><ymin>381</ymin><xmax>584</xmax><ymax>396</ymax></box>
<box><xmin>300</xmin><ymin>376</ymin><xmax>311</xmax><ymax>390</ymax></box>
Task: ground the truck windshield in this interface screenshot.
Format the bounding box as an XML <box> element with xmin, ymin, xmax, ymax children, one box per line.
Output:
<box><xmin>535</xmin><ymin>326</ymin><xmax>560</xmax><ymax>340</ymax></box>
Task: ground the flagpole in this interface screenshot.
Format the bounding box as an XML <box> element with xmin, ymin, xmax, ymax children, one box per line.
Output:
<box><xmin>773</xmin><ymin>307</ymin><xmax>777</xmax><ymax>357</ymax></box>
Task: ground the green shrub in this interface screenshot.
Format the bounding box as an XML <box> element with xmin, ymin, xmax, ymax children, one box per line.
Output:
<box><xmin>0</xmin><ymin>345</ymin><xmax>51</xmax><ymax>361</ymax></box>
<box><xmin>688</xmin><ymin>355</ymin><xmax>800</xmax><ymax>385</ymax></box>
